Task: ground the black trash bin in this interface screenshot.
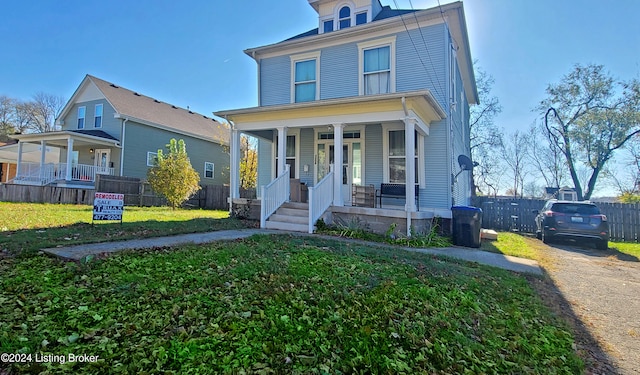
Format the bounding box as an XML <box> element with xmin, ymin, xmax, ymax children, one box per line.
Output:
<box><xmin>451</xmin><ymin>206</ymin><xmax>483</xmax><ymax>248</ymax></box>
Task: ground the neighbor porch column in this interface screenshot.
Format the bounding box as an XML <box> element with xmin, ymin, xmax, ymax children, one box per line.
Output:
<box><xmin>333</xmin><ymin>123</ymin><xmax>345</xmax><ymax>206</ymax></box>
<box><xmin>16</xmin><ymin>141</ymin><xmax>23</xmax><ymax>178</ymax></box>
<box><xmin>276</xmin><ymin>126</ymin><xmax>287</xmax><ymax>177</ymax></box>
<box><xmin>39</xmin><ymin>140</ymin><xmax>47</xmax><ymax>181</ymax></box>
<box><xmin>229</xmin><ymin>128</ymin><xmax>241</xmax><ymax>208</ymax></box>
<box><xmin>65</xmin><ymin>138</ymin><xmax>74</xmax><ymax>181</ymax></box>
<box><xmin>404</xmin><ymin>117</ymin><xmax>417</xmax><ymax>236</ymax></box>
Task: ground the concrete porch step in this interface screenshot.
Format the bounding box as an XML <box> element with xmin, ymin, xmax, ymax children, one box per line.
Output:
<box><xmin>275</xmin><ymin>207</ymin><xmax>308</xmax><ymax>217</ymax></box>
<box><xmin>281</xmin><ymin>202</ymin><xmax>309</xmax><ymax>210</ymax></box>
<box><xmin>269</xmin><ymin>213</ymin><xmax>307</xmax><ymax>225</ymax></box>
<box><xmin>265</xmin><ymin>220</ymin><xmax>309</xmax><ymax>232</ymax></box>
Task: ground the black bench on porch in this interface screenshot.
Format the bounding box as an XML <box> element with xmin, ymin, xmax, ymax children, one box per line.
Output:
<box><xmin>376</xmin><ymin>183</ymin><xmax>419</xmax><ymax>210</ymax></box>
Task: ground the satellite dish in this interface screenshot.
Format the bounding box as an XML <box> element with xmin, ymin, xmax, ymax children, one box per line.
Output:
<box><xmin>458</xmin><ymin>155</ymin><xmax>475</xmax><ymax>171</ymax></box>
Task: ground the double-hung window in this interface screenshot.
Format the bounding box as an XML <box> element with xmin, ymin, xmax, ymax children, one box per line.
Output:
<box><xmin>291</xmin><ymin>52</ymin><xmax>320</xmax><ymax>103</ymax></box>
<box><xmin>275</xmin><ymin>134</ymin><xmax>297</xmax><ymax>178</ymax></box>
<box><xmin>204</xmin><ymin>162</ymin><xmax>214</xmax><ymax>179</ymax></box>
<box><xmin>384</xmin><ymin>127</ymin><xmax>424</xmax><ymax>187</ymax></box>
<box><xmin>94</xmin><ymin>104</ymin><xmax>103</xmax><ymax>128</ymax></box>
<box><xmin>77</xmin><ymin>106</ymin><xmax>86</xmax><ymax>129</ymax></box>
<box><xmin>358</xmin><ymin>37</ymin><xmax>396</xmax><ymax>96</ymax></box>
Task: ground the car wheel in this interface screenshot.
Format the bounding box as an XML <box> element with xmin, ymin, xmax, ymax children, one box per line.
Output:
<box><xmin>542</xmin><ymin>230</ymin><xmax>551</xmax><ymax>244</ymax></box>
<box><xmin>596</xmin><ymin>240</ymin><xmax>608</xmax><ymax>250</ymax></box>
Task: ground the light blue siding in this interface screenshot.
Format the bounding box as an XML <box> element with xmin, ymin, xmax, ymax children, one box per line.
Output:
<box><xmin>259</xmin><ymin>24</ymin><xmax>448</xmax><ymax>106</ymax></box>
<box><xmin>396</xmin><ymin>23</ymin><xmax>447</xmax><ymax>108</ymax></box>
<box><xmin>424</xmin><ymin>120</ymin><xmax>450</xmax><ymax>210</ymax></box>
<box><xmin>299</xmin><ymin>128</ymin><xmax>315</xmax><ymax>186</ymax></box>
<box><xmin>260</xmin><ymin>56</ymin><xmax>290</xmax><ymax>106</ymax></box>
<box><xmin>364</xmin><ymin>124</ymin><xmax>382</xmax><ymax>186</ymax></box>
<box><xmin>320</xmin><ymin>44</ymin><xmax>359</xmax><ymax>99</ymax></box>
<box><xmin>257</xmin><ymin>137</ymin><xmax>273</xmax><ymax>197</ymax></box>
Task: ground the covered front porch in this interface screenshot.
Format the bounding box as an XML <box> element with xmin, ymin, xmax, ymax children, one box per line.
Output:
<box><xmin>7</xmin><ymin>130</ymin><xmax>121</xmax><ymax>188</ymax></box>
<box><xmin>216</xmin><ymin>90</ymin><xmax>449</xmax><ymax>236</ymax></box>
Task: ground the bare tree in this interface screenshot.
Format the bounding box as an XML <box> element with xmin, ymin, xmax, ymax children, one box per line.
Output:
<box><xmin>25</xmin><ymin>92</ymin><xmax>65</xmax><ymax>133</ymax></box>
<box><xmin>540</xmin><ymin>64</ymin><xmax>640</xmax><ymax>200</ymax></box>
<box><xmin>470</xmin><ymin>64</ymin><xmax>502</xmax><ymax>196</ymax></box>
<box><xmin>0</xmin><ymin>95</ymin><xmax>16</xmax><ymax>142</ymax></box>
<box><xmin>500</xmin><ymin>129</ymin><xmax>530</xmax><ymax>198</ymax></box>
<box><xmin>526</xmin><ymin>121</ymin><xmax>567</xmax><ymax>189</ymax></box>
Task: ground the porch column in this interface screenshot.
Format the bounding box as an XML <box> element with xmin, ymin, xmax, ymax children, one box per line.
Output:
<box><xmin>333</xmin><ymin>123</ymin><xmax>345</xmax><ymax>206</ymax></box>
<box><xmin>65</xmin><ymin>138</ymin><xmax>74</xmax><ymax>181</ymax></box>
<box><xmin>39</xmin><ymin>140</ymin><xmax>47</xmax><ymax>180</ymax></box>
<box><xmin>404</xmin><ymin>117</ymin><xmax>417</xmax><ymax>236</ymax></box>
<box><xmin>276</xmin><ymin>126</ymin><xmax>287</xmax><ymax>177</ymax></box>
<box><xmin>229</xmin><ymin>128</ymin><xmax>241</xmax><ymax>206</ymax></box>
<box><xmin>16</xmin><ymin>141</ymin><xmax>23</xmax><ymax>178</ymax></box>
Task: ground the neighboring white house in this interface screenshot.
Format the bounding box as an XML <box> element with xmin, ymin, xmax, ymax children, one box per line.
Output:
<box><xmin>215</xmin><ymin>0</ymin><xmax>478</xmax><ymax>235</ymax></box>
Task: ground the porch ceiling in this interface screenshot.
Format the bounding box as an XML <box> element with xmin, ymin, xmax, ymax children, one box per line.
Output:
<box><xmin>215</xmin><ymin>90</ymin><xmax>446</xmax><ymax>131</ymax></box>
<box><xmin>10</xmin><ymin>131</ymin><xmax>121</xmax><ymax>148</ymax></box>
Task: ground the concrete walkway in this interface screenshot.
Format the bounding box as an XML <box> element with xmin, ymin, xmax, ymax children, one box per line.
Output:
<box><xmin>42</xmin><ymin>229</ymin><xmax>542</xmax><ymax>275</ymax></box>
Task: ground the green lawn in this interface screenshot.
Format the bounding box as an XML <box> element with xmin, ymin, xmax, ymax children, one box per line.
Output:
<box><xmin>0</xmin><ymin>202</ymin><xmax>247</xmax><ymax>255</ymax></box>
<box><xmin>0</xmin><ymin>234</ymin><xmax>582</xmax><ymax>374</ymax></box>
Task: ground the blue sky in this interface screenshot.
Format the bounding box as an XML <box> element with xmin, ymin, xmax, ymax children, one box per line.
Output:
<box><xmin>2</xmin><ymin>0</ymin><xmax>639</xmax><ymax>194</ymax></box>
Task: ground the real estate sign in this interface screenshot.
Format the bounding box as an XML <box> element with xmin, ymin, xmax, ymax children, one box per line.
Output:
<box><xmin>93</xmin><ymin>192</ymin><xmax>124</xmax><ymax>222</ymax></box>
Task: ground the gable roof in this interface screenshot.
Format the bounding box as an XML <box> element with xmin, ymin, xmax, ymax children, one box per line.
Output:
<box><xmin>58</xmin><ymin>75</ymin><xmax>229</xmax><ymax>145</ymax></box>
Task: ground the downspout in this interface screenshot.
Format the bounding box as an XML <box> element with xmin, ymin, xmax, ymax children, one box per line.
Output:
<box><xmin>119</xmin><ymin>117</ymin><xmax>128</xmax><ymax>176</ymax></box>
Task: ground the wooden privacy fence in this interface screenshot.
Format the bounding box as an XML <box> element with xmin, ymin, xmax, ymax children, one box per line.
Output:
<box><xmin>0</xmin><ymin>184</ymin><xmax>94</xmax><ymax>205</ymax></box>
<box><xmin>0</xmin><ymin>175</ymin><xmax>256</xmax><ymax>210</ymax></box>
<box><xmin>472</xmin><ymin>196</ymin><xmax>640</xmax><ymax>243</ymax></box>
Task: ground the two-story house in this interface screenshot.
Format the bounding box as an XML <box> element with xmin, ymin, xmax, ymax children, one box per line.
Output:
<box><xmin>215</xmin><ymin>0</ymin><xmax>478</xmax><ymax>235</ymax></box>
<box><xmin>9</xmin><ymin>75</ymin><xmax>229</xmax><ymax>188</ymax></box>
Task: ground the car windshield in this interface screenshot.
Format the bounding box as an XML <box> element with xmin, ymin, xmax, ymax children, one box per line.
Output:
<box><xmin>551</xmin><ymin>203</ymin><xmax>600</xmax><ymax>215</ymax></box>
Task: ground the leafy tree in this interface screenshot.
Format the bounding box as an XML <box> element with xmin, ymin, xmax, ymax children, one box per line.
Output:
<box><xmin>470</xmin><ymin>64</ymin><xmax>503</xmax><ymax>196</ymax></box>
<box><xmin>147</xmin><ymin>139</ymin><xmax>201</xmax><ymax>209</ymax></box>
<box><xmin>540</xmin><ymin>64</ymin><xmax>640</xmax><ymax>200</ymax></box>
<box><xmin>239</xmin><ymin>134</ymin><xmax>257</xmax><ymax>190</ymax></box>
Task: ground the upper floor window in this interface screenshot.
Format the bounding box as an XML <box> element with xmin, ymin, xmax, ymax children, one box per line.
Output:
<box><xmin>94</xmin><ymin>104</ymin><xmax>103</xmax><ymax>128</ymax></box>
<box><xmin>77</xmin><ymin>106</ymin><xmax>86</xmax><ymax>129</ymax></box>
<box><xmin>339</xmin><ymin>6</ymin><xmax>351</xmax><ymax>29</ymax></box>
<box><xmin>364</xmin><ymin>46</ymin><xmax>391</xmax><ymax>95</ymax></box>
<box><xmin>323</xmin><ymin>20</ymin><xmax>333</xmax><ymax>33</ymax></box>
<box><xmin>358</xmin><ymin>37</ymin><xmax>396</xmax><ymax>96</ymax></box>
<box><xmin>356</xmin><ymin>12</ymin><xmax>367</xmax><ymax>25</ymax></box>
<box><xmin>291</xmin><ymin>51</ymin><xmax>320</xmax><ymax>103</ymax></box>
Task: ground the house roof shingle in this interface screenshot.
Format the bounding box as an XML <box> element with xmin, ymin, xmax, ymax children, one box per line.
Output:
<box><xmin>79</xmin><ymin>75</ymin><xmax>229</xmax><ymax>145</ymax></box>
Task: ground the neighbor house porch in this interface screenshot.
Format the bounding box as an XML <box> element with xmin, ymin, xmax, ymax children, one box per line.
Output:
<box><xmin>216</xmin><ymin>90</ymin><xmax>449</xmax><ymax>235</ymax></box>
<box><xmin>7</xmin><ymin>130</ymin><xmax>121</xmax><ymax>188</ymax></box>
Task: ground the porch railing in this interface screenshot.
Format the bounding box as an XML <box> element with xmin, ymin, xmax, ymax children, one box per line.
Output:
<box><xmin>308</xmin><ymin>164</ymin><xmax>334</xmax><ymax>233</ymax></box>
<box><xmin>14</xmin><ymin>163</ymin><xmax>115</xmax><ymax>185</ymax></box>
<box><xmin>260</xmin><ymin>165</ymin><xmax>290</xmax><ymax>228</ymax></box>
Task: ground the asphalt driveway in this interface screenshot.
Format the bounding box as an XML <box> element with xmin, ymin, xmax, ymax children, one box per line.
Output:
<box><xmin>540</xmin><ymin>240</ymin><xmax>640</xmax><ymax>375</ymax></box>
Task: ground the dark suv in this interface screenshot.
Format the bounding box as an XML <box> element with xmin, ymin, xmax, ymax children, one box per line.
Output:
<box><xmin>534</xmin><ymin>200</ymin><xmax>609</xmax><ymax>250</ymax></box>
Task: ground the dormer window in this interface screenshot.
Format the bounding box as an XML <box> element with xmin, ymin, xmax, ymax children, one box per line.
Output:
<box><xmin>356</xmin><ymin>11</ymin><xmax>367</xmax><ymax>25</ymax></box>
<box><xmin>339</xmin><ymin>6</ymin><xmax>351</xmax><ymax>29</ymax></box>
<box><xmin>323</xmin><ymin>20</ymin><xmax>333</xmax><ymax>33</ymax></box>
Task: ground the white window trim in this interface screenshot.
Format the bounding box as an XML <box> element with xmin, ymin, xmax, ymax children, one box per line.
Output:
<box><xmin>146</xmin><ymin>151</ymin><xmax>158</xmax><ymax>167</ymax></box>
<box><xmin>450</xmin><ymin>43</ymin><xmax>457</xmax><ymax>110</ymax></box>
<box><xmin>94</xmin><ymin>103</ymin><xmax>103</xmax><ymax>128</ymax></box>
<box><xmin>273</xmin><ymin>128</ymin><xmax>300</xmax><ymax>179</ymax></box>
<box><xmin>358</xmin><ymin>36</ymin><xmax>396</xmax><ymax>96</ymax></box>
<box><xmin>77</xmin><ymin>106</ymin><xmax>86</xmax><ymax>129</ymax></box>
<box><xmin>381</xmin><ymin>123</ymin><xmax>424</xmax><ymax>188</ymax></box>
<box><xmin>290</xmin><ymin>51</ymin><xmax>321</xmax><ymax>103</ymax></box>
<box><xmin>204</xmin><ymin>162</ymin><xmax>214</xmax><ymax>179</ymax></box>
<box><xmin>318</xmin><ymin>2</ymin><xmax>370</xmax><ymax>33</ymax></box>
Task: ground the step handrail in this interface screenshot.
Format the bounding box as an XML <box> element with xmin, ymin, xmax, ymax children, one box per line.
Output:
<box><xmin>260</xmin><ymin>165</ymin><xmax>290</xmax><ymax>228</ymax></box>
<box><xmin>308</xmin><ymin>164</ymin><xmax>334</xmax><ymax>233</ymax></box>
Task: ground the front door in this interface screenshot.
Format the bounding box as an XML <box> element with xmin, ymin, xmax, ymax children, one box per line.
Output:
<box><xmin>316</xmin><ymin>141</ymin><xmax>362</xmax><ymax>204</ymax></box>
<box><xmin>94</xmin><ymin>149</ymin><xmax>111</xmax><ymax>174</ymax></box>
